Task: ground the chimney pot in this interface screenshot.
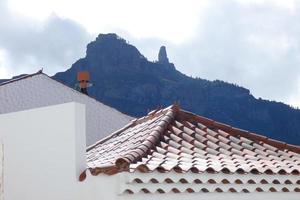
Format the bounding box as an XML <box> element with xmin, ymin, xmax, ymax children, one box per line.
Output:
<box><xmin>77</xmin><ymin>71</ymin><xmax>90</xmax><ymax>82</ymax></box>
<box><xmin>77</xmin><ymin>71</ymin><xmax>90</xmax><ymax>95</ymax></box>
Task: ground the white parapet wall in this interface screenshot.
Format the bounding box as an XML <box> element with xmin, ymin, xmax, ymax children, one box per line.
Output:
<box><xmin>0</xmin><ymin>143</ymin><xmax>3</xmax><ymax>200</ymax></box>
<box><xmin>83</xmin><ymin>171</ymin><xmax>300</xmax><ymax>200</ymax></box>
<box><xmin>0</xmin><ymin>102</ymin><xmax>86</xmax><ymax>200</ymax></box>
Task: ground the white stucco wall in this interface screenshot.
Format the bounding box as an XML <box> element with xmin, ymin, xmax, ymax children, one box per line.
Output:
<box><xmin>0</xmin><ymin>143</ymin><xmax>3</xmax><ymax>200</ymax></box>
<box><xmin>0</xmin><ymin>103</ymin><xmax>86</xmax><ymax>200</ymax></box>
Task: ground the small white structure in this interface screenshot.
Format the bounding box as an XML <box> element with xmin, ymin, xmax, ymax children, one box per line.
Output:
<box><xmin>0</xmin><ymin>71</ymin><xmax>133</xmax><ymax>145</ymax></box>
<box><xmin>0</xmin><ymin>103</ymin><xmax>86</xmax><ymax>200</ymax></box>
<box><xmin>0</xmin><ymin>103</ymin><xmax>299</xmax><ymax>200</ymax></box>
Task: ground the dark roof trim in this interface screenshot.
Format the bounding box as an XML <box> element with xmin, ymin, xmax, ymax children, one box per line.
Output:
<box><xmin>0</xmin><ymin>69</ymin><xmax>43</xmax><ymax>87</ymax></box>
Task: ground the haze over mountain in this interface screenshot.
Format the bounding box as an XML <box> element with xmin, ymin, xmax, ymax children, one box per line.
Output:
<box><xmin>52</xmin><ymin>33</ymin><xmax>300</xmax><ymax>145</ymax></box>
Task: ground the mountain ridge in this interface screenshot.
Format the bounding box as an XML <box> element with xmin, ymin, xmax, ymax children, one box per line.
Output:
<box><xmin>9</xmin><ymin>33</ymin><xmax>298</xmax><ymax>145</ymax></box>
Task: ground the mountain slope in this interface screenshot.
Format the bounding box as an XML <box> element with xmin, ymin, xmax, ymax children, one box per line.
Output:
<box><xmin>53</xmin><ymin>33</ymin><xmax>300</xmax><ymax>145</ymax></box>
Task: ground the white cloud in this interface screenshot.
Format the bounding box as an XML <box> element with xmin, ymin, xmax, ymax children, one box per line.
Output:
<box><xmin>166</xmin><ymin>1</ymin><xmax>300</xmax><ymax>107</ymax></box>
<box><xmin>0</xmin><ymin>0</ymin><xmax>92</xmax><ymax>76</ymax></box>
<box><xmin>8</xmin><ymin>0</ymin><xmax>208</xmax><ymax>44</ymax></box>
<box><xmin>1</xmin><ymin>0</ymin><xmax>300</xmax><ymax>107</ymax></box>
<box><xmin>0</xmin><ymin>48</ymin><xmax>11</xmax><ymax>78</ymax></box>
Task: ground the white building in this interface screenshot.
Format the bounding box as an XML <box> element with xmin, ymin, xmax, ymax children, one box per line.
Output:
<box><xmin>0</xmin><ymin>102</ymin><xmax>299</xmax><ymax>200</ymax></box>
<box><xmin>0</xmin><ymin>71</ymin><xmax>133</xmax><ymax>145</ymax></box>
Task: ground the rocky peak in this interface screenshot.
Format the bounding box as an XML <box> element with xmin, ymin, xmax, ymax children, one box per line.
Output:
<box><xmin>86</xmin><ymin>33</ymin><xmax>129</xmax><ymax>55</ymax></box>
<box><xmin>85</xmin><ymin>34</ymin><xmax>145</xmax><ymax>70</ymax></box>
<box><xmin>95</xmin><ymin>33</ymin><xmax>126</xmax><ymax>44</ymax></box>
<box><xmin>158</xmin><ymin>46</ymin><xmax>169</xmax><ymax>64</ymax></box>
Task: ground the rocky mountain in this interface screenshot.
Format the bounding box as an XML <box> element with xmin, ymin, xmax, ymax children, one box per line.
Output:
<box><xmin>53</xmin><ymin>33</ymin><xmax>300</xmax><ymax>145</ymax></box>
<box><xmin>158</xmin><ymin>46</ymin><xmax>169</xmax><ymax>64</ymax></box>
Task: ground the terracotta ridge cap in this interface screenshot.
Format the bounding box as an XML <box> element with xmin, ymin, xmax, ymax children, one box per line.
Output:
<box><xmin>134</xmin><ymin>103</ymin><xmax>179</xmax><ymax>125</ymax></box>
<box><xmin>115</xmin><ymin>108</ymin><xmax>177</xmax><ymax>170</ymax></box>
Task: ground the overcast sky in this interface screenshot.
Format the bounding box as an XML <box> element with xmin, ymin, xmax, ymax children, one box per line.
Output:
<box><xmin>0</xmin><ymin>0</ymin><xmax>300</xmax><ymax>107</ymax></box>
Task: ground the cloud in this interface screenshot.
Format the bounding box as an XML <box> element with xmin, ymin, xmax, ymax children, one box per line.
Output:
<box><xmin>1</xmin><ymin>0</ymin><xmax>300</xmax><ymax>108</ymax></box>
<box><xmin>0</xmin><ymin>0</ymin><xmax>92</xmax><ymax>77</ymax></box>
<box><xmin>126</xmin><ymin>0</ymin><xmax>300</xmax><ymax>107</ymax></box>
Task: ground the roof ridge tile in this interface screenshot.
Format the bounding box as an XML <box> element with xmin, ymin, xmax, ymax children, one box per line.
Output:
<box><xmin>114</xmin><ymin>108</ymin><xmax>177</xmax><ymax>171</ymax></box>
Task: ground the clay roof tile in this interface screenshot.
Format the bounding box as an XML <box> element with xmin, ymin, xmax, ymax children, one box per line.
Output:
<box><xmin>85</xmin><ymin>104</ymin><xmax>300</xmax><ymax>178</ymax></box>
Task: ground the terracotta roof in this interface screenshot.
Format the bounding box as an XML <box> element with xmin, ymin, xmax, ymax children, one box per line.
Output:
<box><xmin>83</xmin><ymin>104</ymin><xmax>300</xmax><ymax>181</ymax></box>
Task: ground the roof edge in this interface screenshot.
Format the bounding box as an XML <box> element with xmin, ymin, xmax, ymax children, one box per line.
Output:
<box><xmin>0</xmin><ymin>69</ymin><xmax>43</xmax><ymax>86</ymax></box>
